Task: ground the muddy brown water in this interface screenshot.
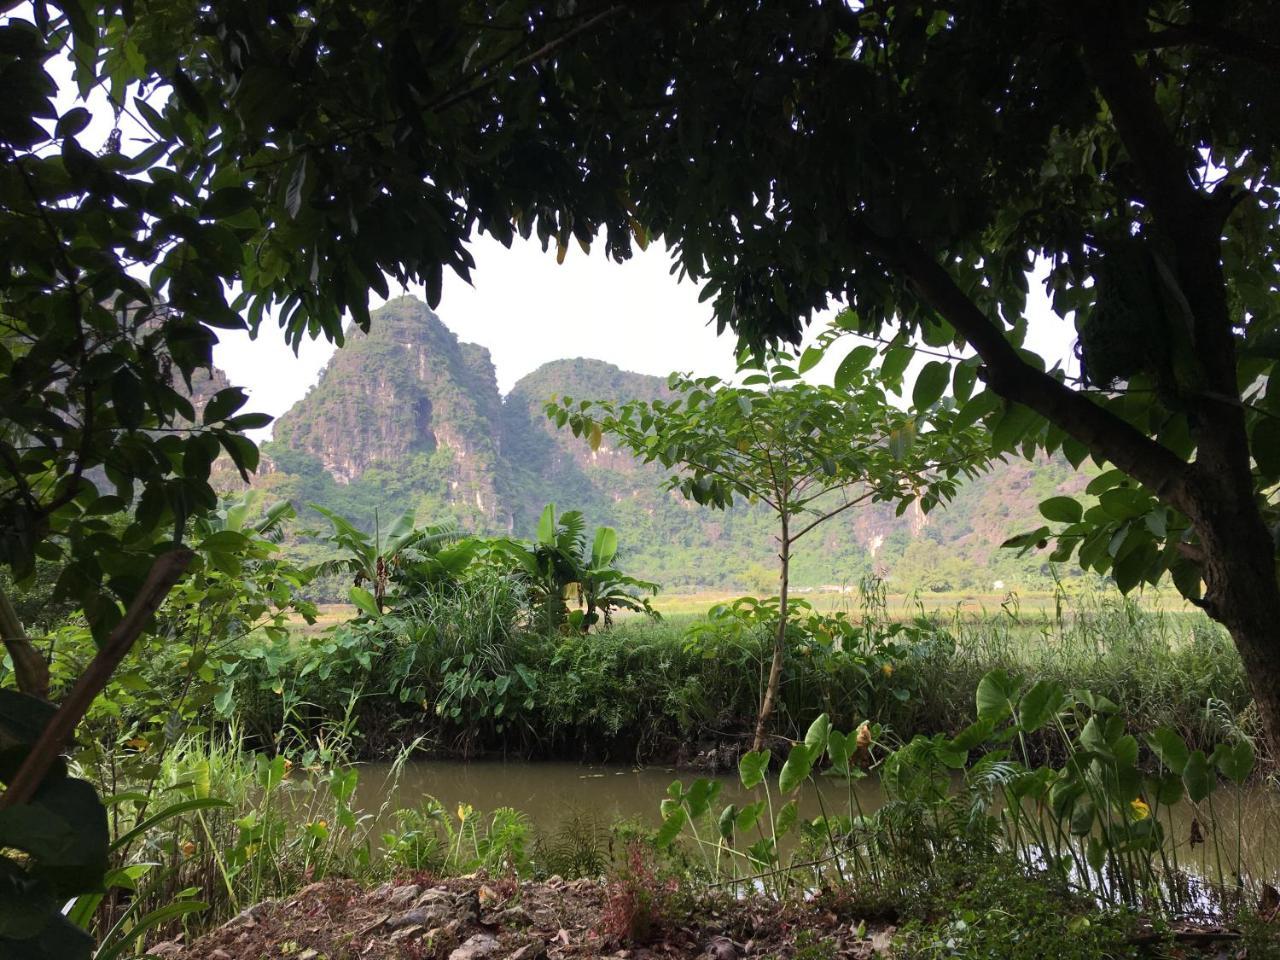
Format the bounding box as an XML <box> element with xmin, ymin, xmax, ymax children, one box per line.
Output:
<box><xmin>347</xmin><ymin>759</ymin><xmax>1279</xmax><ymax>886</ymax></box>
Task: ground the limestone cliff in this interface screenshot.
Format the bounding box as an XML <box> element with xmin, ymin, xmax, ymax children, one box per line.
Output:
<box><xmin>270</xmin><ymin>297</ymin><xmax>504</xmax><ymax>525</ymax></box>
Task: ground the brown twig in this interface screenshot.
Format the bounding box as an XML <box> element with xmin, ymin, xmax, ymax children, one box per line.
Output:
<box><xmin>0</xmin><ymin>548</ymin><xmax>193</xmax><ymax>809</ymax></box>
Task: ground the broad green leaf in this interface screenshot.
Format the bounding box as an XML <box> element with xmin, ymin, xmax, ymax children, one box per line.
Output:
<box><xmin>349</xmin><ymin>586</ymin><xmax>379</xmax><ymax>619</ymax></box>
<box><xmin>1039</xmin><ymin>496</ymin><xmax>1083</xmax><ymax>524</ymax></box>
<box><xmin>1211</xmin><ymin>739</ymin><xmax>1254</xmax><ymax>785</ymax></box>
<box><xmin>734</xmin><ymin>800</ymin><xmax>766</xmax><ymax>833</ymax></box>
<box><xmin>738</xmin><ymin>750</ymin><xmax>770</xmax><ymax>789</ymax></box>
<box><xmin>834</xmin><ymin>345</ymin><xmax>875</xmax><ymax>389</ymax></box>
<box><xmin>778</xmin><ymin>742</ymin><xmax>814</xmax><ymax>793</ymax></box>
<box><xmin>717</xmin><ymin>804</ymin><xmax>737</xmax><ymax>840</ymax></box>
<box><xmin>803</xmin><ymin>713</ymin><xmax>830</xmax><ymax>756</ymax></box>
<box><xmin>975</xmin><ymin>669</ymin><xmax>1020</xmax><ymax>722</ymax></box>
<box><xmin>654</xmin><ymin>806</ymin><xmax>686</xmax><ymax>848</ymax></box>
<box><xmin>774</xmin><ymin>799</ymin><xmax>798</xmax><ymax>837</ymax></box>
<box><xmin>1145</xmin><ymin>726</ymin><xmax>1189</xmax><ymax>775</ymax></box>
<box><xmin>1182</xmin><ymin>749</ymin><xmax>1214</xmax><ymax>803</ymax></box>
<box><xmin>591</xmin><ymin>526</ymin><xmax>618</xmax><ymax>568</ymax></box>
<box><xmin>912</xmin><ymin>360</ymin><xmax>949</xmax><ymax>409</ymax></box>
<box><xmin>1018</xmin><ymin>679</ymin><xmax>1066</xmax><ymax>733</ymax></box>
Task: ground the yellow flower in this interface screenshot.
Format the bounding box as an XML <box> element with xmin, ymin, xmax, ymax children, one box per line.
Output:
<box><xmin>315</xmin><ymin>819</ymin><xmax>327</xmax><ymax>830</ymax></box>
<box><xmin>1130</xmin><ymin>798</ymin><xmax>1150</xmax><ymax>821</ymax></box>
<box><xmin>881</xmin><ymin>662</ymin><xmax>894</xmax><ymax>678</ymax></box>
<box><xmin>125</xmin><ymin>738</ymin><xmax>149</xmax><ymax>752</ymax></box>
<box><xmin>180</xmin><ymin>840</ymin><xmax>197</xmax><ymax>857</ymax></box>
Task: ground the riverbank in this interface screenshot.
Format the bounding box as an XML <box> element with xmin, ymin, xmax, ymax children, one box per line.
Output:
<box><xmin>225</xmin><ymin>597</ymin><xmax>1258</xmax><ymax>769</ymax></box>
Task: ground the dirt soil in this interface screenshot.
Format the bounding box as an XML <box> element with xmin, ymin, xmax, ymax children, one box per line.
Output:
<box><xmin>149</xmin><ymin>875</ymin><xmax>896</xmax><ymax>960</ymax></box>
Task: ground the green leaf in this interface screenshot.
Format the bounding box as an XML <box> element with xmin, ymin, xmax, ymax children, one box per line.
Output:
<box><xmin>535</xmin><ymin>504</ymin><xmax>556</xmax><ymax>545</ymax></box>
<box><xmin>1039</xmin><ymin>496</ymin><xmax>1083</xmax><ymax>524</ymax></box>
<box><xmin>797</xmin><ymin>345</ymin><xmax>823</xmax><ymax>374</ymax></box>
<box><xmin>734</xmin><ymin>800</ymin><xmax>766</xmax><ymax>833</ymax></box>
<box><xmin>683</xmin><ymin>778</ymin><xmax>721</xmax><ymax>819</ymax></box>
<box><xmin>202</xmin><ymin>186</ymin><xmax>256</xmax><ymax>219</ymax></box>
<box><xmin>0</xmin><ymin>689</ymin><xmax>57</xmax><ymax>746</ymax></box>
<box><xmin>1182</xmin><ymin>749</ymin><xmax>1214</xmax><ymax>803</ymax></box>
<box><xmin>591</xmin><ymin>526</ymin><xmax>618</xmax><ymax>568</ymax></box>
<box><xmin>948</xmin><ymin>716</ymin><xmax>995</xmax><ymax>751</ymax></box>
<box><xmin>975</xmin><ymin>669</ymin><xmax>1020</xmax><ymax>722</ymax></box>
<box><xmin>803</xmin><ymin>713</ymin><xmax>830</xmax><ymax>756</ymax></box>
<box><xmin>349</xmin><ymin>586</ymin><xmax>379</xmax><ymax>619</ymax></box>
<box><xmin>109</xmin><ymin>797</ymin><xmax>231</xmax><ymax>854</ymax></box>
<box><xmin>778</xmin><ymin>742</ymin><xmax>814</xmax><ymax>794</ymax></box>
<box><xmin>1018</xmin><ymin>679</ymin><xmax>1065</xmax><ymax>733</ymax></box>
<box><xmin>654</xmin><ymin>806</ymin><xmax>686</xmax><ymax>848</ymax></box>
<box><xmin>285</xmin><ymin>153</ymin><xmax>308</xmax><ymax>218</ymax></box>
<box><xmin>912</xmin><ymin>360</ymin><xmax>949</xmax><ymax>409</ymax></box>
<box><xmin>1145</xmin><ymin>727</ymin><xmax>1189</xmax><ymax>775</ymax></box>
<box><xmin>717</xmin><ymin>804</ymin><xmax>737</xmax><ymax>840</ymax></box>
<box><xmin>774</xmin><ymin>799</ymin><xmax>798</xmax><ymax>837</ymax></box>
<box><xmin>881</xmin><ymin>345</ymin><xmax>913</xmax><ymax>385</ymax></box>
<box><xmin>834</xmin><ymin>345</ymin><xmax>875</xmax><ymax>390</ymax></box>
<box><xmin>202</xmin><ymin>387</ymin><xmax>248</xmax><ymax>425</ymax></box>
<box><xmin>1211</xmin><ymin>739</ymin><xmax>1254</xmax><ymax>786</ymax></box>
<box><xmin>738</xmin><ymin>750</ymin><xmax>770</xmax><ymax>789</ymax></box>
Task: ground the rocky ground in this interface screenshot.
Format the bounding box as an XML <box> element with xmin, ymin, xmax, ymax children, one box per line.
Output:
<box><xmin>148</xmin><ymin>875</ymin><xmax>896</xmax><ymax>960</ymax></box>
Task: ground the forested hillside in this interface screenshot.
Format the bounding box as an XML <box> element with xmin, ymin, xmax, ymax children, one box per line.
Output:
<box><xmin>250</xmin><ymin>297</ymin><xmax>1090</xmax><ymax>593</ymax></box>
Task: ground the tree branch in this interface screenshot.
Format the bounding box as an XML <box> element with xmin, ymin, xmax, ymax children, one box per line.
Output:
<box><xmin>0</xmin><ymin>549</ymin><xmax>193</xmax><ymax>810</ymax></box>
<box><xmin>791</xmin><ymin>489</ymin><xmax>876</xmax><ymax>544</ymax></box>
<box><xmin>861</xmin><ymin>228</ymin><xmax>1192</xmax><ymax>507</ymax></box>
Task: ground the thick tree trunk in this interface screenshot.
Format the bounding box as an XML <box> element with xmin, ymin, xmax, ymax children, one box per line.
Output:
<box><xmin>752</xmin><ymin>524</ymin><xmax>789</xmax><ymax>752</ymax></box>
<box><xmin>1186</xmin><ymin>478</ymin><xmax>1280</xmax><ymax>755</ymax></box>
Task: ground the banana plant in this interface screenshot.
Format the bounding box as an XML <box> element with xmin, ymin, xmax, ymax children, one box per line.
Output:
<box><xmin>571</xmin><ymin>526</ymin><xmax>660</xmax><ymax>631</ymax></box>
<box><xmin>493</xmin><ymin>505</ymin><xmax>659</xmax><ymax>633</ymax></box>
<box><xmin>308</xmin><ymin>506</ymin><xmax>458</xmax><ymax>614</ymax></box>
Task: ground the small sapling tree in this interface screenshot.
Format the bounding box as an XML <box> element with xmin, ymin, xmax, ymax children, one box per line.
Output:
<box><xmin>548</xmin><ymin>352</ymin><xmax>987</xmax><ymax>748</ymax></box>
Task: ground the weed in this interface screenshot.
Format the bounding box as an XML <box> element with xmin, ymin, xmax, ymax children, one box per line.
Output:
<box><xmin>599</xmin><ymin>842</ymin><xmax>682</xmax><ymax>945</ymax></box>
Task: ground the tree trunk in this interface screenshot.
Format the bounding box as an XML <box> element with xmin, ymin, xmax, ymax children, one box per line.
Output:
<box><xmin>0</xmin><ymin>586</ymin><xmax>49</xmax><ymax>700</ymax></box>
<box><xmin>1186</xmin><ymin>477</ymin><xmax>1280</xmax><ymax>755</ymax></box>
<box><xmin>752</xmin><ymin>521</ymin><xmax>789</xmax><ymax>752</ymax></box>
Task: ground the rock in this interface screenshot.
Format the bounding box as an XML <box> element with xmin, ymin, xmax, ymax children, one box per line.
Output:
<box><xmin>227</xmin><ymin>900</ymin><xmax>274</xmax><ymax>928</ymax></box>
<box><xmin>455</xmin><ymin>888</ymin><xmax>481</xmax><ymax>923</ymax></box>
<box><xmin>705</xmin><ymin>936</ymin><xmax>739</xmax><ymax>960</ymax></box>
<box><xmin>389</xmin><ymin>924</ymin><xmax>424</xmax><ymax>942</ymax></box>
<box><xmin>293</xmin><ymin>881</ymin><xmax>329</xmax><ymax>900</ymax></box>
<box><xmin>371</xmin><ymin>881</ymin><xmax>395</xmax><ymax>900</ymax></box>
<box><xmin>495</xmin><ymin>905</ymin><xmax>531</xmax><ymax>926</ymax></box>
<box><xmin>144</xmin><ymin>942</ymin><xmax>183</xmax><ymax>957</ymax></box>
<box><xmin>449</xmin><ymin>932</ymin><xmax>502</xmax><ymax>960</ymax></box>
<box><xmin>210</xmin><ymin>951</ymin><xmax>232</xmax><ymax>960</ymax></box>
<box><xmin>415</xmin><ymin>886</ymin><xmax>454</xmax><ymax>907</ymax></box>
<box><xmin>508</xmin><ymin>942</ymin><xmax>548</xmax><ymax>960</ymax></box>
<box><xmin>386</xmin><ymin>883</ymin><xmax>422</xmax><ymax>908</ymax></box>
<box><xmin>869</xmin><ymin>927</ymin><xmax>896</xmax><ymax>953</ymax></box>
<box><xmin>478</xmin><ymin>884</ymin><xmax>502</xmax><ymax>904</ymax></box>
<box><xmin>388</xmin><ymin>905</ymin><xmax>452</xmax><ymax>930</ymax></box>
